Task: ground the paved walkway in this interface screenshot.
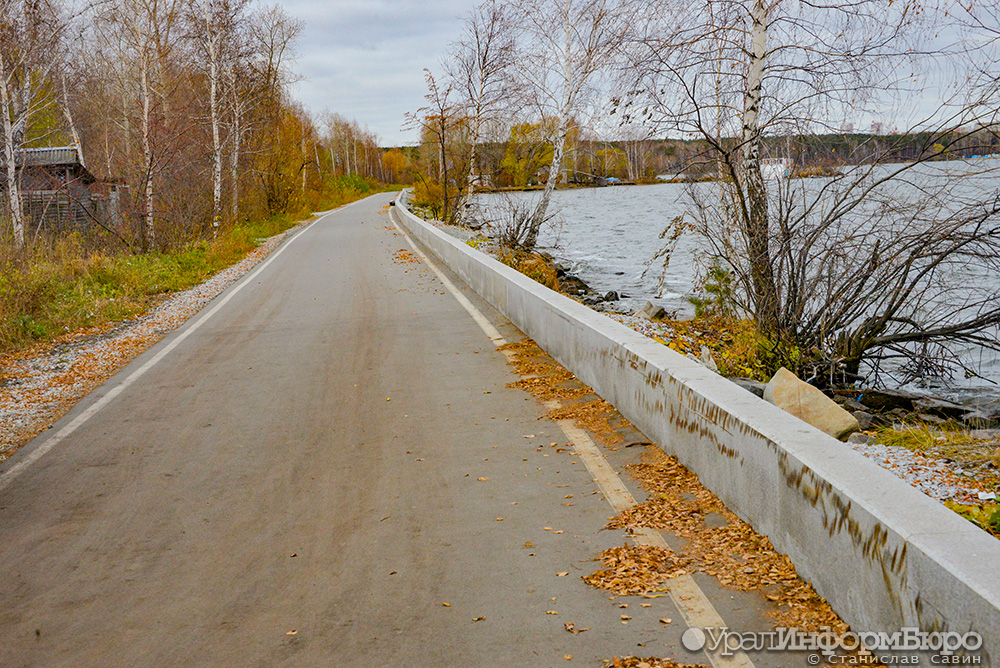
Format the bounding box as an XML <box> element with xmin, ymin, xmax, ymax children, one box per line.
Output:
<box><xmin>0</xmin><ymin>194</ymin><xmax>783</xmax><ymax>667</ymax></box>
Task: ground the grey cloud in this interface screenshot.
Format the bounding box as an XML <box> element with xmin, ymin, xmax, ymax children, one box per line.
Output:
<box><xmin>280</xmin><ymin>0</ymin><xmax>480</xmax><ymax>143</ymax></box>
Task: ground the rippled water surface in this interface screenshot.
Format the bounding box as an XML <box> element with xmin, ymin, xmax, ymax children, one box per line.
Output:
<box><xmin>475</xmin><ymin>177</ymin><xmax>1000</xmax><ymax>402</ymax></box>
<box><xmin>479</xmin><ymin>184</ymin><xmax>699</xmax><ymax>315</ymax></box>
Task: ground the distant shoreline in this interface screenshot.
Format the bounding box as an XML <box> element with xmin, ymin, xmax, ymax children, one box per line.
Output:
<box><xmin>473</xmin><ymin>180</ymin><xmax>662</xmax><ymax>194</ymax></box>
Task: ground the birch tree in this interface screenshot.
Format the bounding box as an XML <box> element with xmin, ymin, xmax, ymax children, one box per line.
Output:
<box><xmin>407</xmin><ymin>69</ymin><xmax>462</xmax><ymax>223</ymax></box>
<box><xmin>186</xmin><ymin>0</ymin><xmax>251</xmax><ymax>232</ymax></box>
<box><xmin>513</xmin><ymin>0</ymin><xmax>632</xmax><ymax>248</ymax></box>
<box><xmin>224</xmin><ymin>4</ymin><xmax>299</xmax><ymax>220</ymax></box>
<box><xmin>629</xmin><ymin>1</ymin><xmax>1000</xmax><ymax>385</ymax></box>
<box><xmin>93</xmin><ymin>0</ymin><xmax>183</xmax><ymax>250</ymax></box>
<box><xmin>0</xmin><ymin>0</ymin><xmax>64</xmax><ymax>248</ymax></box>
<box><xmin>447</xmin><ymin>0</ymin><xmax>517</xmax><ymax>218</ymax></box>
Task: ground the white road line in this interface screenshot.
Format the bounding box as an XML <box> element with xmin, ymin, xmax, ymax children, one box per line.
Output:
<box><xmin>391</xmin><ymin>211</ymin><xmax>509</xmax><ymax>351</ymax></box>
<box><xmin>392</xmin><ymin>208</ymin><xmax>755</xmax><ymax>668</ymax></box>
<box><xmin>0</xmin><ymin>208</ymin><xmax>340</xmax><ymax>493</ymax></box>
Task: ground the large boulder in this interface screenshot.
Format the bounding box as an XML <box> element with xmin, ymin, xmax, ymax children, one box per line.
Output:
<box><xmin>634</xmin><ymin>300</ymin><xmax>666</xmax><ymax>320</ymax></box>
<box><xmin>764</xmin><ymin>367</ymin><xmax>860</xmax><ymax>441</ymax></box>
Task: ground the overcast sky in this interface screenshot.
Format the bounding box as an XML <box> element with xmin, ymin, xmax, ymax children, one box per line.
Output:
<box><xmin>284</xmin><ymin>0</ymin><xmax>481</xmax><ymax>147</ymax></box>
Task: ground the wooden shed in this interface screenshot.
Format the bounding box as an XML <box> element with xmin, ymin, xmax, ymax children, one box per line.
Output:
<box><xmin>3</xmin><ymin>146</ymin><xmax>123</xmax><ymax>235</ymax></box>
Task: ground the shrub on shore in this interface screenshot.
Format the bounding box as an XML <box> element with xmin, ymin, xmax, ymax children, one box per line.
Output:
<box><xmin>498</xmin><ymin>250</ymin><xmax>560</xmax><ymax>291</ymax></box>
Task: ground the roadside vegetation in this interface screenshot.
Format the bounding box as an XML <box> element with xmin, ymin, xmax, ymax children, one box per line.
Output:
<box><xmin>945</xmin><ymin>501</ymin><xmax>1000</xmax><ymax>538</ymax></box>
<box><xmin>1</xmin><ymin>0</ymin><xmax>404</xmax><ymax>358</ymax></box>
<box><xmin>0</xmin><ymin>177</ymin><xmax>395</xmax><ymax>356</ymax></box>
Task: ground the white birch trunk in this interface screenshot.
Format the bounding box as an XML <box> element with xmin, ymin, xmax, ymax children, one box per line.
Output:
<box><xmin>740</xmin><ymin>0</ymin><xmax>780</xmax><ymax>331</ymax></box>
<box><xmin>525</xmin><ymin>111</ymin><xmax>569</xmax><ymax>247</ymax></box>
<box><xmin>525</xmin><ymin>0</ymin><xmax>573</xmax><ymax>248</ymax></box>
<box><xmin>121</xmin><ymin>84</ymin><xmax>130</xmax><ymax>169</ymax></box>
<box><xmin>141</xmin><ymin>56</ymin><xmax>156</xmax><ymax>249</ymax></box>
<box><xmin>0</xmin><ymin>59</ymin><xmax>25</xmax><ymax>248</ymax></box>
<box><xmin>206</xmin><ymin>7</ymin><xmax>222</xmax><ymax>234</ymax></box>
<box><xmin>230</xmin><ymin>106</ymin><xmax>241</xmax><ymax>220</ymax></box>
<box><xmin>61</xmin><ymin>75</ymin><xmax>85</xmax><ymax>169</ymax></box>
<box><xmin>463</xmin><ymin>113</ymin><xmax>481</xmax><ymax>221</ymax></box>
<box><xmin>742</xmin><ymin>0</ymin><xmax>768</xmax><ymax>182</ymax></box>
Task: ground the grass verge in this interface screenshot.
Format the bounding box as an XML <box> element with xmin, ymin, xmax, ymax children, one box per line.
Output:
<box><xmin>874</xmin><ymin>422</ymin><xmax>1000</xmax><ymax>471</ymax></box>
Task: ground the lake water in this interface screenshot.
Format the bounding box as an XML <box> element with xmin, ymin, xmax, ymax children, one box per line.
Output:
<box><xmin>475</xmin><ymin>174</ymin><xmax>1000</xmax><ymax>402</ymax></box>
<box><xmin>479</xmin><ymin>184</ymin><xmax>699</xmax><ymax>314</ymax></box>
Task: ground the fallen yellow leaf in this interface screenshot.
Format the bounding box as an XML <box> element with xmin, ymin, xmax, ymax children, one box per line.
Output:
<box><xmin>556</xmin><ymin>572</ymin><xmax>568</xmax><ymax>577</ymax></box>
<box><xmin>563</xmin><ymin>622</ymin><xmax>590</xmax><ymax>634</ymax></box>
<box><xmin>546</xmin><ymin>610</ymin><xmax>558</xmax><ymax>615</ymax></box>
<box><xmin>441</xmin><ymin>603</ymin><xmax>451</xmax><ymax>607</ymax></box>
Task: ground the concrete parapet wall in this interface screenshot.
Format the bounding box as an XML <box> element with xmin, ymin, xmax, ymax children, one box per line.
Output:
<box><xmin>394</xmin><ymin>198</ymin><xmax>1000</xmax><ymax>661</ymax></box>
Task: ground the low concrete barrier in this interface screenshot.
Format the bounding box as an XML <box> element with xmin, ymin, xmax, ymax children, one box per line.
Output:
<box><xmin>394</xmin><ymin>196</ymin><xmax>1000</xmax><ymax>660</ymax></box>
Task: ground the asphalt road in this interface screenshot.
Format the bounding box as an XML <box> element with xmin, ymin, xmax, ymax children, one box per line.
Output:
<box><xmin>0</xmin><ymin>194</ymin><xmax>773</xmax><ymax>667</ymax></box>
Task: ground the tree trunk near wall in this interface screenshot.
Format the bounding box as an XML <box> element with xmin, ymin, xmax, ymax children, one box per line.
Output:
<box><xmin>524</xmin><ymin>0</ymin><xmax>574</xmax><ymax>249</ymax></box>
<box><xmin>740</xmin><ymin>0</ymin><xmax>780</xmax><ymax>334</ymax></box>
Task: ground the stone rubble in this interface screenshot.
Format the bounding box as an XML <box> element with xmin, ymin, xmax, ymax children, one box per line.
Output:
<box><xmin>848</xmin><ymin>441</ymin><xmax>985</xmax><ymax>503</ymax></box>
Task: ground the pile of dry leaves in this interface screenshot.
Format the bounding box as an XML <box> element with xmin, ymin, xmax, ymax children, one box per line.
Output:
<box><xmin>392</xmin><ymin>248</ymin><xmax>419</xmax><ymax>265</ymax></box>
<box><xmin>500</xmin><ymin>336</ymin><xmax>851</xmax><ymax>657</ymax></box>
<box><xmin>500</xmin><ymin>339</ymin><xmax>633</xmax><ymax>444</ymax></box>
<box><xmin>582</xmin><ymin>543</ymin><xmax>689</xmax><ymax>596</ymax></box>
<box><xmin>611</xmin><ymin>658</ymin><xmax>706</xmax><ymax>668</ymax></box>
<box><xmin>609</xmin><ymin>449</ymin><xmax>847</xmax><ymax>633</ymax></box>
